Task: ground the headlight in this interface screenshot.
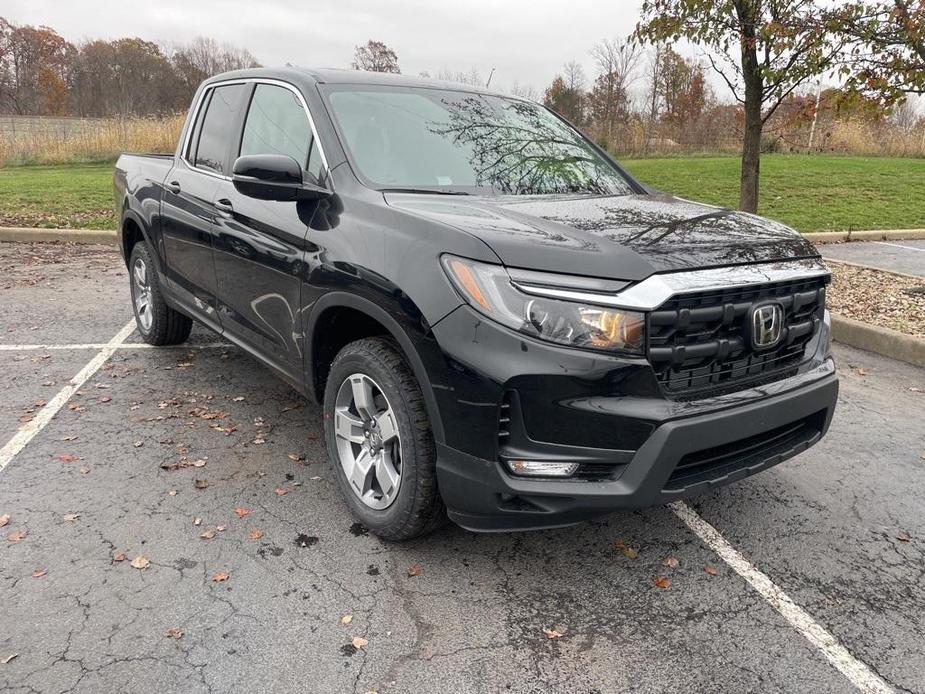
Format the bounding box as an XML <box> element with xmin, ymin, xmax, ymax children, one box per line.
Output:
<box><xmin>441</xmin><ymin>255</ymin><xmax>645</xmax><ymax>354</ymax></box>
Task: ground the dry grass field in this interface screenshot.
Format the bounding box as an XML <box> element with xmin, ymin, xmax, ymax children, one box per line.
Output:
<box><xmin>0</xmin><ymin>115</ymin><xmax>185</xmax><ymax>166</ymax></box>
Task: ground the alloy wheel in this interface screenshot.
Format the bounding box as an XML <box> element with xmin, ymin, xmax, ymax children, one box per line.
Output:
<box><xmin>333</xmin><ymin>373</ymin><xmax>403</xmax><ymax>510</ymax></box>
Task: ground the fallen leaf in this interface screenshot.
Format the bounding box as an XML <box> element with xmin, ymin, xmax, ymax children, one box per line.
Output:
<box><xmin>99</xmin><ymin>396</ymin><xmax>112</xmax><ymax>403</ymax></box>
<box><xmin>130</xmin><ymin>555</ymin><xmax>150</xmax><ymax>569</ymax></box>
<box><xmin>351</xmin><ymin>636</ymin><xmax>368</xmax><ymax>649</ymax></box>
<box><xmin>63</xmin><ymin>512</ymin><xmax>80</xmax><ymax>522</ymax></box>
<box><xmin>7</xmin><ymin>529</ymin><xmax>26</xmax><ymax>543</ymax></box>
<box><xmin>113</xmin><ymin>552</ymin><xmax>126</xmax><ymax>562</ymax></box>
<box><xmin>252</xmin><ymin>437</ymin><xmax>266</xmax><ymax>445</ymax></box>
<box><xmin>653</xmin><ymin>576</ymin><xmax>672</xmax><ymax>589</ymax></box>
<box><xmin>212</xmin><ymin>571</ymin><xmax>229</xmax><ymax>582</ymax></box>
<box><xmin>193</xmin><ymin>517</ymin><xmax>202</xmax><ymax>526</ymax></box>
<box><xmin>341</xmin><ymin>614</ymin><xmax>353</xmax><ymax>625</ymax></box>
<box><xmin>18</xmin><ymin>414</ymin><xmax>33</xmax><ymax>423</ymax></box>
<box><xmin>165</xmin><ymin>627</ymin><xmax>184</xmax><ymax>639</ymax></box>
<box><xmin>704</xmin><ymin>565</ymin><xmax>719</xmax><ymax>576</ymax></box>
<box><xmin>31</xmin><ymin>568</ymin><xmax>47</xmax><ymax>578</ymax></box>
<box><xmin>543</xmin><ymin>627</ymin><xmax>566</xmax><ymax>639</ymax></box>
<box><xmin>200</xmin><ymin>529</ymin><xmax>216</xmax><ymax>540</ymax></box>
<box><xmin>234</xmin><ymin>507</ymin><xmax>250</xmax><ymax>517</ymax></box>
<box><xmin>407</xmin><ymin>564</ymin><xmax>423</xmax><ymax>577</ymax></box>
<box><xmin>55</xmin><ymin>453</ymin><xmax>78</xmax><ymax>463</ymax></box>
<box><xmin>216</xmin><ymin>525</ymin><xmax>227</xmax><ymax>532</ymax></box>
<box><xmin>193</xmin><ymin>479</ymin><xmax>208</xmax><ymax>490</ymax></box>
<box><xmin>79</xmin><ymin>466</ymin><xmax>91</xmax><ymax>475</ymax></box>
<box><xmin>1</xmin><ymin>654</ymin><xmax>17</xmax><ymax>664</ymax></box>
<box><xmin>168</xmin><ymin>489</ymin><xmax>178</xmax><ymax>496</ymax></box>
<box><xmin>247</xmin><ymin>528</ymin><xmax>264</xmax><ymax>540</ymax></box>
<box><xmin>663</xmin><ymin>557</ymin><xmax>679</xmax><ymax>569</ymax></box>
<box><xmin>191</xmin><ymin>459</ymin><xmax>207</xmax><ymax>468</ymax></box>
<box><xmin>897</xmin><ymin>531</ymin><xmax>912</xmax><ymax>543</ymax></box>
<box><xmin>274</xmin><ymin>487</ymin><xmax>289</xmax><ymax>496</ymax></box>
<box><xmin>856</xmin><ymin>367</ymin><xmax>868</xmax><ymax>376</ymax></box>
<box><xmin>0</xmin><ymin>514</ymin><xmax>9</xmax><ymax>528</ymax></box>
<box><xmin>232</xmin><ymin>396</ymin><xmax>245</xmax><ymax>402</ymax></box>
<box><xmin>613</xmin><ymin>538</ymin><xmax>639</xmax><ymax>559</ymax></box>
<box><xmin>133</xmin><ymin>440</ymin><xmax>143</xmax><ymax>448</ymax></box>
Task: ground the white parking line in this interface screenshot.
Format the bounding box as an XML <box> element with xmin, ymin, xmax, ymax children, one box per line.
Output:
<box><xmin>0</xmin><ymin>319</ymin><xmax>137</xmax><ymax>472</ymax></box>
<box><xmin>874</xmin><ymin>241</ymin><xmax>925</xmax><ymax>253</ymax></box>
<box><xmin>0</xmin><ymin>342</ymin><xmax>230</xmax><ymax>351</ymax></box>
<box><xmin>671</xmin><ymin>501</ymin><xmax>894</xmax><ymax>694</ymax></box>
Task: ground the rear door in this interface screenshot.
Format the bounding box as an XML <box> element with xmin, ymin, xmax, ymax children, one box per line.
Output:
<box><xmin>161</xmin><ymin>83</ymin><xmax>248</xmax><ymax>329</ymax></box>
<box><xmin>211</xmin><ymin>81</ymin><xmax>328</xmax><ymax>383</ymax></box>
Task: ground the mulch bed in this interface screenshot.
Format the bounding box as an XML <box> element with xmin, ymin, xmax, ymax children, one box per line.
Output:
<box><xmin>827</xmin><ymin>261</ymin><xmax>925</xmax><ymax>338</ymax></box>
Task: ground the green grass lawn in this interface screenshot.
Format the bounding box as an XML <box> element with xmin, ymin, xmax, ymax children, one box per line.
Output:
<box><xmin>2</xmin><ymin>155</ymin><xmax>924</xmax><ymax>233</ymax></box>
<box><xmin>0</xmin><ymin>163</ymin><xmax>115</xmax><ymax>230</ymax></box>
<box><xmin>623</xmin><ymin>154</ymin><xmax>925</xmax><ymax>233</ymax></box>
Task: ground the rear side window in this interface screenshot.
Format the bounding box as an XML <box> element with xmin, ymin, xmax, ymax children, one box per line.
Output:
<box><xmin>240</xmin><ymin>84</ymin><xmax>323</xmax><ymax>184</ymax></box>
<box><xmin>194</xmin><ymin>84</ymin><xmax>246</xmax><ymax>175</ymax></box>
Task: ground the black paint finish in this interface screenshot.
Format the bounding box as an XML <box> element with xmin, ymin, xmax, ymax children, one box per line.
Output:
<box><xmin>113</xmin><ymin>67</ymin><xmax>837</xmax><ymax>531</ymax></box>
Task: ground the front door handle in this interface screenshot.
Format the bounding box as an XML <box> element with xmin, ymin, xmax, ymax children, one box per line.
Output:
<box><xmin>215</xmin><ymin>199</ymin><xmax>234</xmax><ymax>217</ymax></box>
<box><xmin>166</xmin><ymin>180</ymin><xmax>181</xmax><ymax>194</ymax></box>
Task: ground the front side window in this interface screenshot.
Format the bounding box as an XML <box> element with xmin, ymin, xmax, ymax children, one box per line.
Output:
<box><xmin>194</xmin><ymin>83</ymin><xmax>247</xmax><ymax>174</ymax></box>
<box><xmin>240</xmin><ymin>84</ymin><xmax>323</xmax><ymax>184</ymax></box>
<box><xmin>323</xmin><ymin>86</ymin><xmax>634</xmax><ymax>196</ymax></box>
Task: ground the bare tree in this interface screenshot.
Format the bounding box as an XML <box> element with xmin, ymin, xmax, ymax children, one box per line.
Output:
<box><xmin>588</xmin><ymin>38</ymin><xmax>641</xmax><ymax>146</ymax></box>
<box><xmin>509</xmin><ymin>81</ymin><xmax>540</xmax><ymax>102</ymax></box>
<box><xmin>351</xmin><ymin>40</ymin><xmax>400</xmax><ymax>73</ymax></box>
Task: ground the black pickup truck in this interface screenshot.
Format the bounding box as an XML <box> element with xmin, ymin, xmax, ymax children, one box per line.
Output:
<box><xmin>114</xmin><ymin>67</ymin><xmax>838</xmax><ymax>539</ymax></box>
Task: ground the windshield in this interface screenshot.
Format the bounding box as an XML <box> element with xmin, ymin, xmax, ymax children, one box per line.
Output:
<box><xmin>323</xmin><ymin>85</ymin><xmax>635</xmax><ymax>196</ymax></box>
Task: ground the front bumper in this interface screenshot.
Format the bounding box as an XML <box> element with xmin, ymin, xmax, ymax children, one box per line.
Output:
<box><xmin>437</xmin><ymin>372</ymin><xmax>837</xmax><ymax>531</ymax></box>
<box><xmin>427</xmin><ymin>304</ymin><xmax>838</xmax><ymax>532</ymax></box>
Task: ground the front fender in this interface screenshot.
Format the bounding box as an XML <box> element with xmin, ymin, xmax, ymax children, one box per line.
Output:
<box><xmin>304</xmin><ymin>291</ymin><xmax>447</xmax><ymax>445</ymax></box>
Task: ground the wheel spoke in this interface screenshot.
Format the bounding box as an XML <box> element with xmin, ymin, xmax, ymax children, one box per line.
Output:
<box><xmin>350</xmin><ymin>376</ymin><xmax>377</xmax><ymax>420</ymax></box>
<box><xmin>133</xmin><ymin>262</ymin><xmax>146</xmax><ymax>288</ymax></box>
<box><xmin>375</xmin><ymin>451</ymin><xmax>400</xmax><ymax>500</ymax></box>
<box><xmin>348</xmin><ymin>448</ymin><xmax>375</xmax><ymax>495</ymax></box>
<box><xmin>374</xmin><ymin>410</ymin><xmax>398</xmax><ymax>443</ymax></box>
<box><xmin>334</xmin><ymin>409</ymin><xmax>365</xmax><ymax>444</ymax></box>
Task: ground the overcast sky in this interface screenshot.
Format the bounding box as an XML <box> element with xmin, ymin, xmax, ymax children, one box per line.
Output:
<box><xmin>3</xmin><ymin>0</ymin><xmax>690</xmax><ymax>95</ymax></box>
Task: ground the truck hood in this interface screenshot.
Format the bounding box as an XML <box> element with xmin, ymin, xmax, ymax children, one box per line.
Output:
<box><xmin>385</xmin><ymin>192</ymin><xmax>819</xmax><ymax>281</ymax></box>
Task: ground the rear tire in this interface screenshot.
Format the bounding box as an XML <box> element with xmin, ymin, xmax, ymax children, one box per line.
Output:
<box><xmin>128</xmin><ymin>242</ymin><xmax>192</xmax><ymax>346</ymax></box>
<box><xmin>323</xmin><ymin>337</ymin><xmax>446</xmax><ymax>541</ymax></box>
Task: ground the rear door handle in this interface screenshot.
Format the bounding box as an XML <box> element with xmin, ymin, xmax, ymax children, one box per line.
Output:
<box><xmin>215</xmin><ymin>199</ymin><xmax>234</xmax><ymax>217</ymax></box>
<box><xmin>166</xmin><ymin>180</ymin><xmax>181</xmax><ymax>194</ymax></box>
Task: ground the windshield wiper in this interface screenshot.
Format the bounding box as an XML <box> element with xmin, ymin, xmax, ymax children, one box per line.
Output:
<box><xmin>379</xmin><ymin>187</ymin><xmax>471</xmax><ymax>196</ymax></box>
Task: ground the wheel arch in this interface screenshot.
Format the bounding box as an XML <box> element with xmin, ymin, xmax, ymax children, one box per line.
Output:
<box><xmin>306</xmin><ymin>292</ymin><xmax>445</xmax><ymax>445</ymax></box>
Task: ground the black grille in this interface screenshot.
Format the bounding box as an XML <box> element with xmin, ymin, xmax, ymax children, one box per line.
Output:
<box><xmin>647</xmin><ymin>275</ymin><xmax>828</xmax><ymax>397</ymax></box>
<box><xmin>665</xmin><ymin>411</ymin><xmax>825</xmax><ymax>490</ymax></box>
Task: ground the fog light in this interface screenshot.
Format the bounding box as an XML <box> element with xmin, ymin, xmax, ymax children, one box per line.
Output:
<box><xmin>506</xmin><ymin>460</ymin><xmax>579</xmax><ymax>477</ymax></box>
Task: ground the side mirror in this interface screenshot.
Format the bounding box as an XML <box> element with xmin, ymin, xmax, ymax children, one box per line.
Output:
<box><xmin>232</xmin><ymin>154</ymin><xmax>332</xmax><ymax>201</ymax></box>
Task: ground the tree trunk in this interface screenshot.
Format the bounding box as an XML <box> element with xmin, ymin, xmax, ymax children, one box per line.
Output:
<box><xmin>738</xmin><ymin>2</ymin><xmax>763</xmax><ymax>214</ymax></box>
<box><xmin>740</xmin><ymin>97</ymin><xmax>762</xmax><ymax>214</ymax></box>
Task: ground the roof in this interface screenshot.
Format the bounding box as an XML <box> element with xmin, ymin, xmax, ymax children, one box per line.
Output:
<box><xmin>202</xmin><ymin>66</ymin><xmax>511</xmax><ymax>98</ymax></box>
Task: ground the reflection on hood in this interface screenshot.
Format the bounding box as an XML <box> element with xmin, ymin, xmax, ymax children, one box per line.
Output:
<box><xmin>386</xmin><ymin>192</ymin><xmax>818</xmax><ymax>280</ymax></box>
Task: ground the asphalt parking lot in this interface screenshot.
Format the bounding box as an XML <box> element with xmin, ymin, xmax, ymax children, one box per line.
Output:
<box><xmin>822</xmin><ymin>240</ymin><xmax>925</xmax><ymax>278</ymax></box>
<box><xmin>1</xmin><ymin>242</ymin><xmax>924</xmax><ymax>694</ymax></box>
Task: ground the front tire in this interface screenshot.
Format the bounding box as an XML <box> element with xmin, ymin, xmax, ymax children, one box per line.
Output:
<box><xmin>128</xmin><ymin>242</ymin><xmax>192</xmax><ymax>345</ymax></box>
<box><xmin>323</xmin><ymin>337</ymin><xmax>445</xmax><ymax>541</ymax></box>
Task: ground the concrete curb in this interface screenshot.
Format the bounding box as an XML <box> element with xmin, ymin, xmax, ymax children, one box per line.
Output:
<box><xmin>831</xmin><ymin>314</ymin><xmax>925</xmax><ymax>368</ymax></box>
<box><xmin>824</xmin><ymin>257</ymin><xmax>923</xmax><ymax>282</ymax></box>
<box><xmin>0</xmin><ymin>227</ymin><xmax>117</xmax><ymax>245</ymax></box>
<box><xmin>804</xmin><ymin>229</ymin><xmax>925</xmax><ymax>244</ymax></box>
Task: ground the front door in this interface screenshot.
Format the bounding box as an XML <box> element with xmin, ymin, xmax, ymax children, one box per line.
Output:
<box><xmin>212</xmin><ymin>82</ymin><xmax>328</xmax><ymax>383</ymax></box>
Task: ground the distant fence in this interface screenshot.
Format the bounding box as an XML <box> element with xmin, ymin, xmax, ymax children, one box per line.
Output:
<box><xmin>0</xmin><ymin>115</ymin><xmax>111</xmax><ymax>140</ymax></box>
<box><xmin>0</xmin><ymin>114</ymin><xmax>185</xmax><ymax>165</ymax></box>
